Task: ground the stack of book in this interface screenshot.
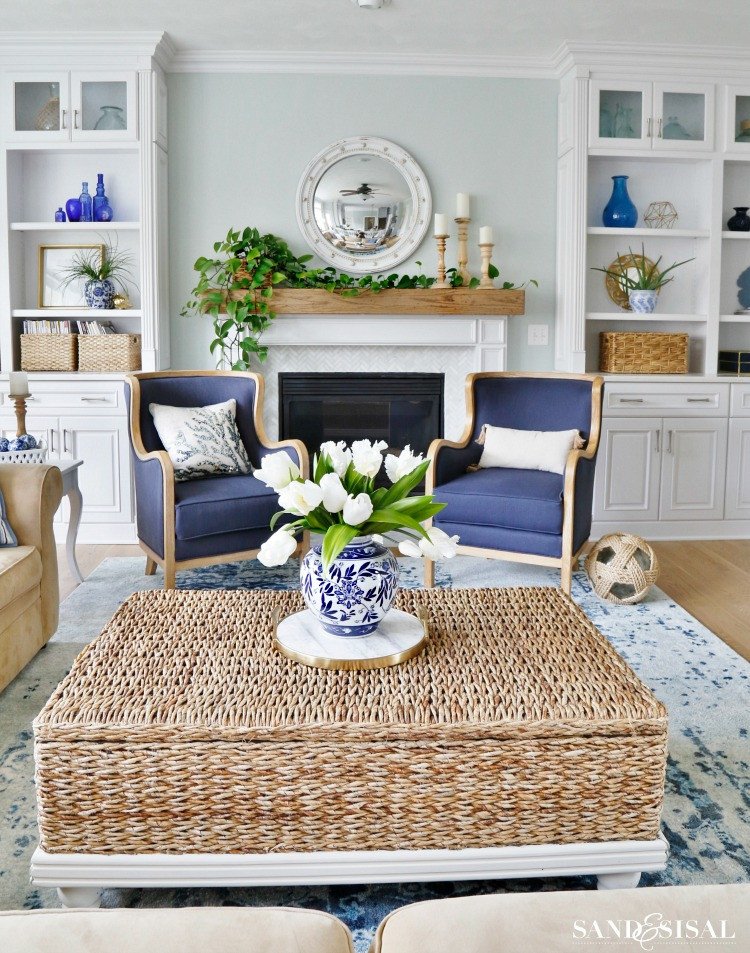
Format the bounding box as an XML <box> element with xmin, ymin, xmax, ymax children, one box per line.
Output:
<box><xmin>22</xmin><ymin>320</ymin><xmax>117</xmax><ymax>335</ymax></box>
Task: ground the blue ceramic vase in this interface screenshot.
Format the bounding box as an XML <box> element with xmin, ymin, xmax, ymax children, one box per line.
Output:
<box><xmin>65</xmin><ymin>198</ymin><xmax>82</xmax><ymax>222</ymax></box>
<box><xmin>85</xmin><ymin>279</ymin><xmax>116</xmax><ymax>309</ymax></box>
<box><xmin>603</xmin><ymin>175</ymin><xmax>638</xmax><ymax>228</ymax></box>
<box><xmin>629</xmin><ymin>289</ymin><xmax>658</xmax><ymax>314</ymax></box>
<box><xmin>300</xmin><ymin>535</ymin><xmax>398</xmax><ymax>637</ymax></box>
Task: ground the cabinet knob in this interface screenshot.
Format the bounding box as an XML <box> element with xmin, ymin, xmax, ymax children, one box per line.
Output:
<box><xmin>667</xmin><ymin>430</ymin><xmax>673</xmax><ymax>454</ymax></box>
<box><xmin>619</xmin><ymin>397</ymin><xmax>644</xmax><ymax>403</ymax></box>
<box><xmin>687</xmin><ymin>397</ymin><xmax>711</xmax><ymax>403</ymax></box>
<box><xmin>73</xmin><ymin>109</ymin><xmax>79</xmax><ymax>130</ymax></box>
<box><xmin>647</xmin><ymin>117</ymin><xmax>652</xmax><ymax>137</ymax></box>
<box><xmin>657</xmin><ymin>117</ymin><xmax>663</xmax><ymax>138</ymax></box>
<box><xmin>61</xmin><ymin>108</ymin><xmax>67</xmax><ymax>130</ymax></box>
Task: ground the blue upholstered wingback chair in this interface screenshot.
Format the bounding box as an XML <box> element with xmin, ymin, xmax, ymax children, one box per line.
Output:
<box><xmin>425</xmin><ymin>372</ymin><xmax>603</xmax><ymax>594</ymax></box>
<box><xmin>125</xmin><ymin>371</ymin><xmax>307</xmax><ymax>588</ymax></box>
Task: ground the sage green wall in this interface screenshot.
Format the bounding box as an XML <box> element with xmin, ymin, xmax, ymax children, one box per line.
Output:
<box><xmin>167</xmin><ymin>73</ymin><xmax>558</xmax><ymax>370</ymax></box>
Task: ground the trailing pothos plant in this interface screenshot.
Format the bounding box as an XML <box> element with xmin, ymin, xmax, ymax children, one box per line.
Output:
<box><xmin>182</xmin><ymin>226</ymin><xmax>538</xmax><ymax>369</ymax></box>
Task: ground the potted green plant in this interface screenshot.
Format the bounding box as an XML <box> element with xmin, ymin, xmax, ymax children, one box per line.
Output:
<box><xmin>181</xmin><ymin>228</ymin><xmax>319</xmax><ymax>369</ymax></box>
<box><xmin>592</xmin><ymin>245</ymin><xmax>694</xmax><ymax>314</ymax></box>
<box><xmin>60</xmin><ymin>241</ymin><xmax>135</xmax><ymax>310</ymax></box>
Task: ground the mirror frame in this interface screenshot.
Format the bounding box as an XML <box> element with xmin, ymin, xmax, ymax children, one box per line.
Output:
<box><xmin>296</xmin><ymin>136</ymin><xmax>432</xmax><ymax>274</ymax></box>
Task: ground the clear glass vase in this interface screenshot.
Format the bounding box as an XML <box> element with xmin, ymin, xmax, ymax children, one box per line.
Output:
<box><xmin>94</xmin><ymin>106</ymin><xmax>126</xmax><ymax>131</ymax></box>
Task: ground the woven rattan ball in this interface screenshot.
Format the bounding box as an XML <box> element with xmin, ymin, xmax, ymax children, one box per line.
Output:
<box><xmin>585</xmin><ymin>533</ymin><xmax>659</xmax><ymax>605</ymax></box>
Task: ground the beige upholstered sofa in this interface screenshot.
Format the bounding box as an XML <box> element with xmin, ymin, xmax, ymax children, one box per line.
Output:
<box><xmin>0</xmin><ymin>464</ymin><xmax>62</xmax><ymax>693</ymax></box>
<box><xmin>0</xmin><ymin>907</ymin><xmax>354</xmax><ymax>953</ymax></box>
<box><xmin>1</xmin><ymin>885</ymin><xmax>747</xmax><ymax>952</ymax></box>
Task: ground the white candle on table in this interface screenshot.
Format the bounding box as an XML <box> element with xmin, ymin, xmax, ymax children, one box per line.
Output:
<box><xmin>479</xmin><ymin>226</ymin><xmax>493</xmax><ymax>244</ymax></box>
<box><xmin>434</xmin><ymin>213</ymin><xmax>448</xmax><ymax>236</ymax></box>
<box><xmin>456</xmin><ymin>193</ymin><xmax>470</xmax><ymax>218</ymax></box>
<box><xmin>8</xmin><ymin>372</ymin><xmax>28</xmax><ymax>397</ymax></box>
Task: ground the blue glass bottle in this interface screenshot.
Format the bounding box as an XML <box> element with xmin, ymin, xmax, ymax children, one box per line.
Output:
<box><xmin>79</xmin><ymin>182</ymin><xmax>93</xmax><ymax>222</ymax></box>
<box><xmin>602</xmin><ymin>175</ymin><xmax>637</xmax><ymax>228</ymax></box>
<box><xmin>54</xmin><ymin>207</ymin><xmax>66</xmax><ymax>223</ymax></box>
<box><xmin>92</xmin><ymin>173</ymin><xmax>108</xmax><ymax>220</ymax></box>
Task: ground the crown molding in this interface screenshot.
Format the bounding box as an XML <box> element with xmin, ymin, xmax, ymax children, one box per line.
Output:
<box><xmin>168</xmin><ymin>49</ymin><xmax>556</xmax><ymax>79</ymax></box>
<box><xmin>557</xmin><ymin>40</ymin><xmax>750</xmax><ymax>78</ymax></box>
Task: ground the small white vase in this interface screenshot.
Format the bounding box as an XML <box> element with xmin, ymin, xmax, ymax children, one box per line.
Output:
<box><xmin>628</xmin><ymin>289</ymin><xmax>658</xmax><ymax>314</ymax></box>
<box><xmin>300</xmin><ymin>535</ymin><xmax>398</xmax><ymax>637</ymax></box>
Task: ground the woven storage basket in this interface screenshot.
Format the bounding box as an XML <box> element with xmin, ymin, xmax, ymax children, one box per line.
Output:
<box><xmin>600</xmin><ymin>331</ymin><xmax>688</xmax><ymax>374</ymax></box>
<box><xmin>78</xmin><ymin>333</ymin><xmax>141</xmax><ymax>372</ymax></box>
<box><xmin>20</xmin><ymin>333</ymin><xmax>78</xmax><ymax>372</ymax></box>
<box><xmin>34</xmin><ymin>587</ymin><xmax>668</xmax><ymax>856</ymax></box>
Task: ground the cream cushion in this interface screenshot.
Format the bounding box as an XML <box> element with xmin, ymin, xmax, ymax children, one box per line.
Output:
<box><xmin>477</xmin><ymin>424</ymin><xmax>582</xmax><ymax>476</ymax></box>
<box><xmin>373</xmin><ymin>884</ymin><xmax>749</xmax><ymax>952</ymax></box>
<box><xmin>149</xmin><ymin>399</ymin><xmax>252</xmax><ymax>482</ymax></box>
<box><xmin>0</xmin><ymin>907</ymin><xmax>353</xmax><ymax>953</ymax></box>
<box><xmin>0</xmin><ymin>545</ymin><xmax>41</xmax><ymax>609</ymax></box>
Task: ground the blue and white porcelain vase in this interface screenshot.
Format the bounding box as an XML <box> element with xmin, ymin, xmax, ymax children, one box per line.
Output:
<box><xmin>301</xmin><ymin>535</ymin><xmax>398</xmax><ymax>637</ymax></box>
<box><xmin>629</xmin><ymin>289</ymin><xmax>658</xmax><ymax>314</ymax></box>
<box><xmin>85</xmin><ymin>278</ymin><xmax>116</xmax><ymax>309</ymax></box>
<box><xmin>602</xmin><ymin>174</ymin><xmax>638</xmax><ymax>228</ymax></box>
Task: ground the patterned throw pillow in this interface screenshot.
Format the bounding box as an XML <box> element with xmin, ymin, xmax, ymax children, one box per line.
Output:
<box><xmin>0</xmin><ymin>488</ymin><xmax>18</xmax><ymax>547</ymax></box>
<box><xmin>149</xmin><ymin>399</ymin><xmax>253</xmax><ymax>482</ymax></box>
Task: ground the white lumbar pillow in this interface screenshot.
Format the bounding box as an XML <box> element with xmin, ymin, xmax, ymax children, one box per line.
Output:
<box><xmin>149</xmin><ymin>398</ymin><xmax>253</xmax><ymax>482</ymax></box>
<box><xmin>476</xmin><ymin>424</ymin><xmax>584</xmax><ymax>476</ymax></box>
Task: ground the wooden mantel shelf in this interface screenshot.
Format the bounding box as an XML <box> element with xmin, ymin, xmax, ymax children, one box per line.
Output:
<box><xmin>231</xmin><ymin>287</ymin><xmax>525</xmax><ymax>316</ymax></box>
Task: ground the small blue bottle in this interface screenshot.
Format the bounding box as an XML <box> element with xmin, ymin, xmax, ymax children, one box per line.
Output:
<box><xmin>92</xmin><ymin>173</ymin><xmax>108</xmax><ymax>220</ymax></box>
<box><xmin>79</xmin><ymin>182</ymin><xmax>93</xmax><ymax>222</ymax></box>
<box><xmin>54</xmin><ymin>207</ymin><xmax>66</xmax><ymax>223</ymax></box>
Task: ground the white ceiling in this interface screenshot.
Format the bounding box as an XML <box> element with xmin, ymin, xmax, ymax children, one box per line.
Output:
<box><xmin>6</xmin><ymin>1</ymin><xmax>750</xmax><ymax>57</ymax></box>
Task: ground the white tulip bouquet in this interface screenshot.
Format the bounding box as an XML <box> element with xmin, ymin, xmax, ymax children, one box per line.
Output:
<box><xmin>254</xmin><ymin>439</ymin><xmax>459</xmax><ymax>571</ymax></box>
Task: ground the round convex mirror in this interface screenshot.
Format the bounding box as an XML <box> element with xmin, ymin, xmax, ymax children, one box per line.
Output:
<box><xmin>296</xmin><ymin>137</ymin><xmax>431</xmax><ymax>274</ymax></box>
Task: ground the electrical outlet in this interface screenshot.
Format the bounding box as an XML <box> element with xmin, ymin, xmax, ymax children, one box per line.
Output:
<box><xmin>528</xmin><ymin>324</ymin><xmax>549</xmax><ymax>347</ymax></box>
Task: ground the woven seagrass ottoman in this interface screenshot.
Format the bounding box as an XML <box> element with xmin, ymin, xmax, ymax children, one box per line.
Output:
<box><xmin>31</xmin><ymin>587</ymin><xmax>668</xmax><ymax>907</ymax></box>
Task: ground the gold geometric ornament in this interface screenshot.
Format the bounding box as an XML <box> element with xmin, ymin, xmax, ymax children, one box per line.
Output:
<box><xmin>644</xmin><ymin>201</ymin><xmax>678</xmax><ymax>229</ymax></box>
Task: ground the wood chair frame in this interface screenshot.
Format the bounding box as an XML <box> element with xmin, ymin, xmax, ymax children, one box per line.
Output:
<box><xmin>126</xmin><ymin>370</ymin><xmax>309</xmax><ymax>589</ymax></box>
<box><xmin>424</xmin><ymin>371</ymin><xmax>604</xmax><ymax>595</ymax></box>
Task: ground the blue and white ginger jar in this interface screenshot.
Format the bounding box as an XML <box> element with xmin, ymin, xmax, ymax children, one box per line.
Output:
<box><xmin>301</xmin><ymin>535</ymin><xmax>398</xmax><ymax>637</ymax></box>
<box><xmin>84</xmin><ymin>278</ymin><xmax>116</xmax><ymax>309</ymax></box>
<box><xmin>629</xmin><ymin>289</ymin><xmax>658</xmax><ymax>314</ymax></box>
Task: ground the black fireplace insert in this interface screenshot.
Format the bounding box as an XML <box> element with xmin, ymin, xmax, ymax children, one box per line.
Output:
<box><xmin>278</xmin><ymin>373</ymin><xmax>444</xmax><ymax>472</ymax></box>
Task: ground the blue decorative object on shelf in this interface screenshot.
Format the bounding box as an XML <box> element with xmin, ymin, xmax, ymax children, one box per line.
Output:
<box><xmin>300</xmin><ymin>535</ymin><xmax>398</xmax><ymax>637</ymax></box>
<box><xmin>629</xmin><ymin>289</ymin><xmax>658</xmax><ymax>314</ymax></box>
<box><xmin>65</xmin><ymin>198</ymin><xmax>82</xmax><ymax>223</ymax></box>
<box><xmin>0</xmin><ymin>438</ymin><xmax>9</xmax><ymax>453</ymax></box>
<box><xmin>92</xmin><ymin>173</ymin><xmax>112</xmax><ymax>221</ymax></box>
<box><xmin>54</xmin><ymin>207</ymin><xmax>66</xmax><ymax>223</ymax></box>
<box><xmin>79</xmin><ymin>182</ymin><xmax>93</xmax><ymax>222</ymax></box>
<box><xmin>603</xmin><ymin>175</ymin><xmax>638</xmax><ymax>228</ymax></box>
<box><xmin>95</xmin><ymin>201</ymin><xmax>113</xmax><ymax>223</ymax></box>
<box><xmin>84</xmin><ymin>278</ymin><xmax>116</xmax><ymax>309</ymax></box>
<box><xmin>727</xmin><ymin>206</ymin><xmax>750</xmax><ymax>232</ymax></box>
<box><xmin>737</xmin><ymin>267</ymin><xmax>750</xmax><ymax>310</ymax></box>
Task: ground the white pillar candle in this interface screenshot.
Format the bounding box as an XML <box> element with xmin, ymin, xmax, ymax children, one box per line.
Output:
<box><xmin>456</xmin><ymin>193</ymin><xmax>470</xmax><ymax>218</ymax></box>
<box><xmin>8</xmin><ymin>371</ymin><xmax>28</xmax><ymax>397</ymax></box>
<box><xmin>479</xmin><ymin>226</ymin><xmax>493</xmax><ymax>244</ymax></box>
<box><xmin>434</xmin><ymin>213</ymin><xmax>448</xmax><ymax>236</ymax></box>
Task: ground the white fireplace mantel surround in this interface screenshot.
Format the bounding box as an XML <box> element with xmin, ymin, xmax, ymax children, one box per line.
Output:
<box><xmin>260</xmin><ymin>312</ymin><xmax>510</xmax><ymax>441</ymax></box>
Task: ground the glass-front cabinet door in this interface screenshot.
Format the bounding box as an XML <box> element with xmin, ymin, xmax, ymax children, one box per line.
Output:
<box><xmin>726</xmin><ymin>87</ymin><xmax>750</xmax><ymax>152</ymax></box>
<box><xmin>589</xmin><ymin>80</ymin><xmax>651</xmax><ymax>149</ymax></box>
<box><xmin>653</xmin><ymin>83</ymin><xmax>714</xmax><ymax>152</ymax></box>
<box><xmin>70</xmin><ymin>72</ymin><xmax>137</xmax><ymax>141</ymax></box>
<box><xmin>3</xmin><ymin>72</ymin><xmax>70</xmax><ymax>142</ymax></box>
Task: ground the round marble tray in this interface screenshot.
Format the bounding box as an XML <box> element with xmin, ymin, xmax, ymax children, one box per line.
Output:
<box><xmin>273</xmin><ymin>607</ymin><xmax>429</xmax><ymax>671</ymax></box>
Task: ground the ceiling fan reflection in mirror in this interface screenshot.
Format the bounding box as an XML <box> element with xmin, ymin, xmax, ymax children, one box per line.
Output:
<box><xmin>339</xmin><ymin>183</ymin><xmax>385</xmax><ymax>198</ymax></box>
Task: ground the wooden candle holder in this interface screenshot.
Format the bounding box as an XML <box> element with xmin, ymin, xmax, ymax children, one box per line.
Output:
<box><xmin>479</xmin><ymin>242</ymin><xmax>495</xmax><ymax>289</ymax></box>
<box><xmin>455</xmin><ymin>217</ymin><xmax>471</xmax><ymax>285</ymax></box>
<box><xmin>12</xmin><ymin>396</ymin><xmax>29</xmax><ymax>438</ymax></box>
<box><xmin>434</xmin><ymin>234</ymin><xmax>450</xmax><ymax>288</ymax></box>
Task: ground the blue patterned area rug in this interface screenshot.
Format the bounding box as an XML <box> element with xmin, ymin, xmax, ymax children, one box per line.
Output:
<box><xmin>2</xmin><ymin>555</ymin><xmax>749</xmax><ymax>952</ymax></box>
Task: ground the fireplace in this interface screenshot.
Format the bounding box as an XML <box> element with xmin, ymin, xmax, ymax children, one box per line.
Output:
<box><xmin>278</xmin><ymin>373</ymin><xmax>444</xmax><ymax>473</ymax></box>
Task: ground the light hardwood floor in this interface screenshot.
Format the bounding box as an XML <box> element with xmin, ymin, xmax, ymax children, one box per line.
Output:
<box><xmin>57</xmin><ymin>541</ymin><xmax>750</xmax><ymax>663</ymax></box>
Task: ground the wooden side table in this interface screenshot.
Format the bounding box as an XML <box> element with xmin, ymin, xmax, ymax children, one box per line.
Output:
<box><xmin>49</xmin><ymin>458</ymin><xmax>84</xmax><ymax>584</ymax></box>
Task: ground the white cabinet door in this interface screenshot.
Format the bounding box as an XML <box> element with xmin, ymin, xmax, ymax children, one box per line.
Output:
<box><xmin>69</xmin><ymin>71</ymin><xmax>138</xmax><ymax>141</ymax></box>
<box><xmin>589</xmin><ymin>80</ymin><xmax>651</xmax><ymax>150</ymax></box>
<box><xmin>659</xmin><ymin>418</ymin><xmax>727</xmax><ymax>520</ymax></box>
<box><xmin>593</xmin><ymin>418</ymin><xmax>662</xmax><ymax>522</ymax></box>
<box><xmin>3</xmin><ymin>72</ymin><xmax>70</xmax><ymax>142</ymax></box>
<box><xmin>725</xmin><ymin>418</ymin><xmax>750</xmax><ymax>519</ymax></box>
<box><xmin>652</xmin><ymin>82</ymin><xmax>715</xmax><ymax>152</ymax></box>
<box><xmin>58</xmin><ymin>415</ymin><xmax>132</xmax><ymax>524</ymax></box>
